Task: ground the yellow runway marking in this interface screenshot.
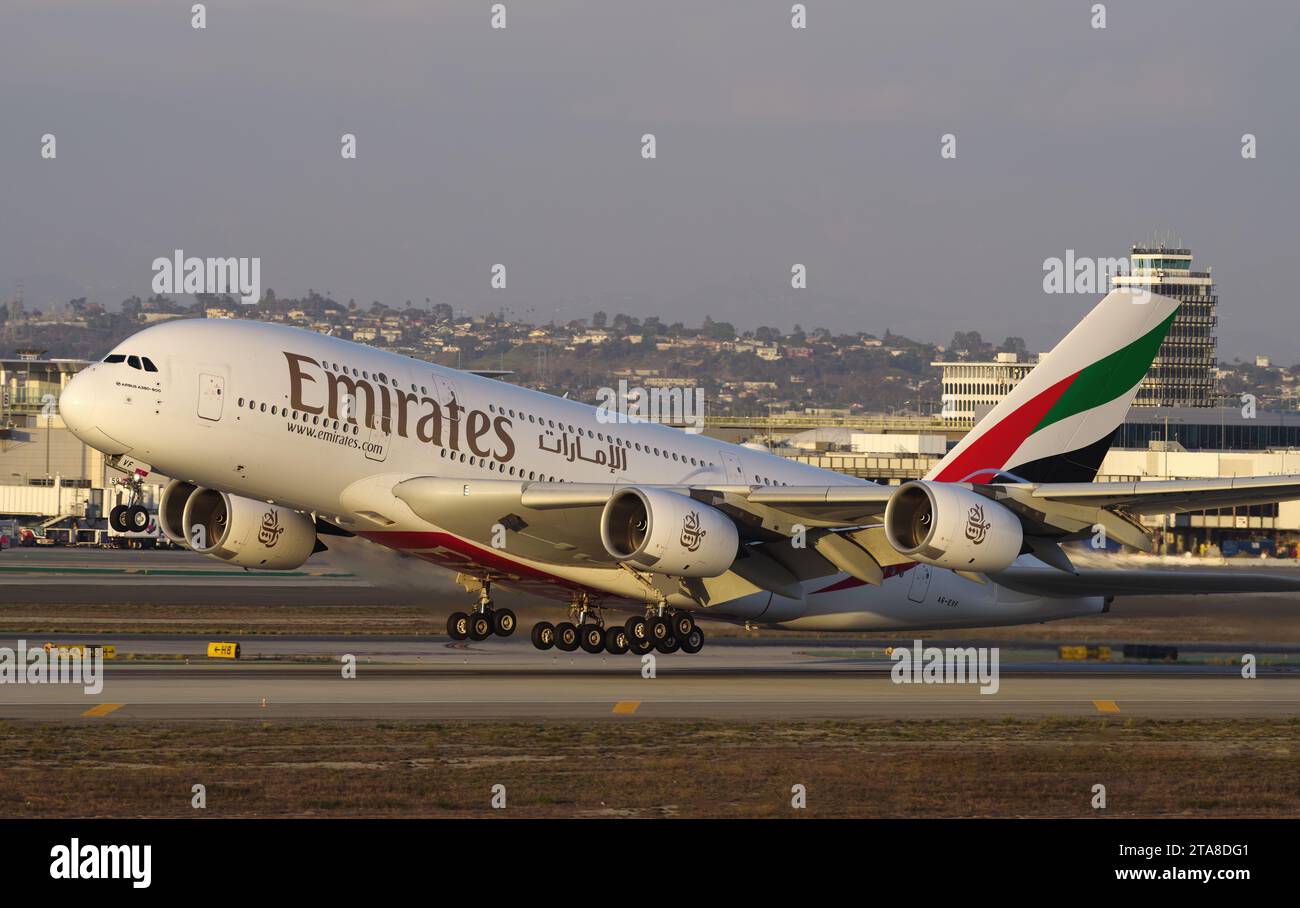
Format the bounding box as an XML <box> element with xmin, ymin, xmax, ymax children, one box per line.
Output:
<box><xmin>1092</xmin><ymin>699</ymin><xmax>1121</xmax><ymax>713</ymax></box>
<box><xmin>82</xmin><ymin>703</ymin><xmax>124</xmax><ymax>718</ymax></box>
<box><xmin>612</xmin><ymin>700</ymin><xmax>641</xmax><ymax>715</ymax></box>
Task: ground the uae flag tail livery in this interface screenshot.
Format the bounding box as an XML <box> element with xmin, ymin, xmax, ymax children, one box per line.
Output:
<box><xmin>927</xmin><ymin>289</ymin><xmax>1180</xmax><ymax>485</ymax></box>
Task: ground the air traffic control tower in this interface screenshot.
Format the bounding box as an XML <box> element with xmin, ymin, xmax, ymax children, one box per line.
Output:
<box><xmin>1110</xmin><ymin>244</ymin><xmax>1218</xmax><ymax>408</ymax></box>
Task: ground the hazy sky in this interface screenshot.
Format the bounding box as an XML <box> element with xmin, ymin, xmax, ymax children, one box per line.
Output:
<box><xmin>2</xmin><ymin>0</ymin><xmax>1297</xmax><ymax>359</ymax></box>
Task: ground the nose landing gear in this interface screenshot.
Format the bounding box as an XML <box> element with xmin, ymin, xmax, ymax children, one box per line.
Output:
<box><xmin>109</xmin><ymin>475</ymin><xmax>152</xmax><ymax>533</ymax></box>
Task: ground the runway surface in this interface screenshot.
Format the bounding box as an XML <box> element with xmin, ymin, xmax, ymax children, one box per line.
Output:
<box><xmin>0</xmin><ymin>547</ymin><xmax>389</xmax><ymax>605</ymax></box>
<box><xmin>3</xmin><ymin>633</ymin><xmax>1298</xmax><ymax>721</ymax></box>
<box><xmin>3</xmin><ymin>548</ymin><xmax>1300</xmax><ymax>721</ymax></box>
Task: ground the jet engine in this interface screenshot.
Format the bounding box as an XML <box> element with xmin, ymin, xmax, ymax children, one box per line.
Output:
<box><xmin>884</xmin><ymin>480</ymin><xmax>1022</xmax><ymax>572</ymax></box>
<box><xmin>157</xmin><ymin>479</ymin><xmax>200</xmax><ymax>546</ymax></box>
<box><xmin>600</xmin><ymin>486</ymin><xmax>739</xmax><ymax>578</ymax></box>
<box><xmin>181</xmin><ymin>488</ymin><xmax>318</xmax><ymax>570</ymax></box>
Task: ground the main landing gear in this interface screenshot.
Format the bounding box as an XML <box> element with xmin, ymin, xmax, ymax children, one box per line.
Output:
<box><xmin>108</xmin><ymin>474</ymin><xmax>152</xmax><ymax>533</ymax></box>
<box><xmin>446</xmin><ymin>579</ymin><xmax>516</xmax><ymax>642</ymax></box>
<box><xmin>530</xmin><ymin>596</ymin><xmax>704</xmax><ymax>656</ymax></box>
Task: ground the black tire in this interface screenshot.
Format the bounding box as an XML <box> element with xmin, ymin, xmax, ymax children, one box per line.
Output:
<box><xmin>625</xmin><ymin>616</ymin><xmax>649</xmax><ymax>643</ymax></box>
<box><xmin>655</xmin><ymin>635</ymin><xmax>680</xmax><ymax>654</ymax></box>
<box><xmin>648</xmin><ymin>616</ymin><xmax>672</xmax><ymax>644</ymax></box>
<box><xmin>680</xmin><ymin>626</ymin><xmax>705</xmax><ymax>654</ymax></box>
<box><xmin>109</xmin><ymin>505</ymin><xmax>129</xmax><ymax>533</ymax></box>
<box><xmin>579</xmin><ymin>624</ymin><xmax>605</xmax><ymax>654</ymax></box>
<box><xmin>447</xmin><ymin>611</ymin><xmax>470</xmax><ymax>640</ymax></box>
<box><xmin>531</xmin><ymin>621</ymin><xmax>555</xmax><ymax>650</ymax></box>
<box><xmin>555</xmin><ymin>622</ymin><xmax>580</xmax><ymax>652</ymax></box>
<box><xmin>631</xmin><ymin>636</ymin><xmax>655</xmax><ymax>656</ymax></box>
<box><xmin>468</xmin><ymin>612</ymin><xmax>493</xmax><ymax>641</ymax></box>
<box><xmin>605</xmin><ymin>627</ymin><xmax>630</xmax><ymax>655</ymax></box>
<box><xmin>127</xmin><ymin>505</ymin><xmax>150</xmax><ymax>532</ymax></box>
<box><xmin>670</xmin><ymin>612</ymin><xmax>695</xmax><ymax>639</ymax></box>
<box><xmin>493</xmin><ymin>608</ymin><xmax>517</xmax><ymax>637</ymax></box>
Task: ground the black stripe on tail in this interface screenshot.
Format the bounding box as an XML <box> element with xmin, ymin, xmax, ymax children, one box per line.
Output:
<box><xmin>1008</xmin><ymin>432</ymin><xmax>1116</xmax><ymax>484</ymax></box>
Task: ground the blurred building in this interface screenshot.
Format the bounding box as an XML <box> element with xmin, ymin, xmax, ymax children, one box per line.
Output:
<box><xmin>931</xmin><ymin>352</ymin><xmax>1037</xmax><ymax>428</ymax></box>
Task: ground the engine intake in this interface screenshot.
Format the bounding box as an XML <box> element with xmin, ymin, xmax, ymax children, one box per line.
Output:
<box><xmin>181</xmin><ymin>489</ymin><xmax>317</xmax><ymax>570</ymax></box>
<box><xmin>158</xmin><ymin>479</ymin><xmax>200</xmax><ymax>546</ymax></box>
<box><xmin>884</xmin><ymin>480</ymin><xmax>1022</xmax><ymax>572</ymax></box>
<box><xmin>600</xmin><ymin>486</ymin><xmax>738</xmax><ymax>578</ymax></box>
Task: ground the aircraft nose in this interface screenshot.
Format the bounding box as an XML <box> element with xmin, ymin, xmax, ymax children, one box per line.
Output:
<box><xmin>58</xmin><ymin>369</ymin><xmax>98</xmax><ymax>438</ymax></box>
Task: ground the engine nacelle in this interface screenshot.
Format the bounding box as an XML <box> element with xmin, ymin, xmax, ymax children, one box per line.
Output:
<box><xmin>600</xmin><ymin>486</ymin><xmax>739</xmax><ymax>578</ymax></box>
<box><xmin>884</xmin><ymin>480</ymin><xmax>1022</xmax><ymax>572</ymax></box>
<box><xmin>181</xmin><ymin>488</ymin><xmax>317</xmax><ymax>570</ymax></box>
<box><xmin>157</xmin><ymin>479</ymin><xmax>200</xmax><ymax>546</ymax></box>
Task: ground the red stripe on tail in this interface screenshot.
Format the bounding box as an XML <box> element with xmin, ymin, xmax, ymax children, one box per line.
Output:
<box><xmin>932</xmin><ymin>371</ymin><xmax>1078</xmax><ymax>482</ymax></box>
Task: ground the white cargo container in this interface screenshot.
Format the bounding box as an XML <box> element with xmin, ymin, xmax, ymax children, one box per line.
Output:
<box><xmin>849</xmin><ymin>433</ymin><xmax>947</xmax><ymax>456</ymax></box>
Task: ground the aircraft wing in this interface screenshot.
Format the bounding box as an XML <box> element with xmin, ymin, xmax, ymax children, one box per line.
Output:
<box><xmin>394</xmin><ymin>474</ymin><xmax>1300</xmax><ymax>536</ymax></box>
<box><xmin>388</xmin><ymin>477</ymin><xmax>889</xmax><ymax>590</ymax></box>
<box><xmin>1019</xmin><ymin>475</ymin><xmax>1300</xmax><ymax>515</ymax></box>
<box><xmin>392</xmin><ymin>478</ymin><xmax>895</xmax><ymax>547</ymax></box>
<box><xmin>388</xmin><ymin>475</ymin><xmax>1300</xmax><ymax>595</ymax></box>
<box><xmin>990</xmin><ymin>564</ymin><xmax>1300</xmax><ymax>598</ymax></box>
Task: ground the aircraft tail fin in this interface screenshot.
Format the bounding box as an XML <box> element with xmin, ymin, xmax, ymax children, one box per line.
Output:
<box><xmin>926</xmin><ymin>289</ymin><xmax>1180</xmax><ymax>484</ymax></box>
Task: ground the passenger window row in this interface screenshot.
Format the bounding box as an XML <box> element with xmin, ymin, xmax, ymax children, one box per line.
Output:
<box><xmin>237</xmin><ymin>396</ymin><xmax>361</xmax><ymax>435</ymax></box>
<box><xmin>485</xmin><ymin>402</ymin><xmax>717</xmax><ymax>470</ymax></box>
<box><xmin>237</xmin><ymin>390</ymin><xmax>567</xmax><ymax>482</ymax></box>
<box><xmin>437</xmin><ymin>446</ymin><xmax>559</xmax><ymax>483</ymax></box>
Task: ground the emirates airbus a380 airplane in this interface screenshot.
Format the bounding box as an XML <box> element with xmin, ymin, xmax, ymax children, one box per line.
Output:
<box><xmin>58</xmin><ymin>289</ymin><xmax>1300</xmax><ymax>656</ymax></box>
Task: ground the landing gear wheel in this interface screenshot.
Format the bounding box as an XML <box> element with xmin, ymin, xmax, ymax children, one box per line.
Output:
<box><xmin>680</xmin><ymin>626</ymin><xmax>705</xmax><ymax>654</ymax></box>
<box><xmin>555</xmin><ymin>622</ymin><xmax>580</xmax><ymax>652</ymax></box>
<box><xmin>579</xmin><ymin>624</ymin><xmax>606</xmax><ymax>654</ymax></box>
<box><xmin>605</xmin><ymin>626</ymin><xmax>630</xmax><ymax>655</ymax></box>
<box><xmin>625</xmin><ymin>616</ymin><xmax>649</xmax><ymax>644</ymax></box>
<box><xmin>493</xmin><ymin>608</ymin><xmax>517</xmax><ymax>637</ymax></box>
<box><xmin>109</xmin><ymin>505</ymin><xmax>129</xmax><ymax>533</ymax></box>
<box><xmin>531</xmin><ymin>621</ymin><xmax>555</xmax><ymax>650</ymax></box>
<box><xmin>447</xmin><ymin>612</ymin><xmax>470</xmax><ymax>641</ymax></box>
<box><xmin>468</xmin><ymin>612</ymin><xmax>493</xmax><ymax>641</ymax></box>
<box><xmin>631</xmin><ymin>636</ymin><xmax>655</xmax><ymax>656</ymax></box>
<box><xmin>648</xmin><ymin>616</ymin><xmax>672</xmax><ymax>645</ymax></box>
<box><xmin>655</xmin><ymin>635</ymin><xmax>680</xmax><ymax>654</ymax></box>
<box><xmin>670</xmin><ymin>612</ymin><xmax>695</xmax><ymax>639</ymax></box>
<box><xmin>127</xmin><ymin>505</ymin><xmax>150</xmax><ymax>531</ymax></box>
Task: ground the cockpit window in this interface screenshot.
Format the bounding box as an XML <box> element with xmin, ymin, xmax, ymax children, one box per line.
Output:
<box><xmin>105</xmin><ymin>353</ymin><xmax>159</xmax><ymax>372</ymax></box>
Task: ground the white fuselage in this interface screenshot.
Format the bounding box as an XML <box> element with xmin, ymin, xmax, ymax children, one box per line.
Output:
<box><xmin>59</xmin><ymin>318</ymin><xmax>1104</xmax><ymax>631</ymax></box>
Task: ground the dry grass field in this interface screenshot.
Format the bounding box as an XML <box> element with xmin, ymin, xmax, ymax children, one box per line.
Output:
<box><xmin>3</xmin><ymin>717</ymin><xmax>1298</xmax><ymax>818</ymax></box>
